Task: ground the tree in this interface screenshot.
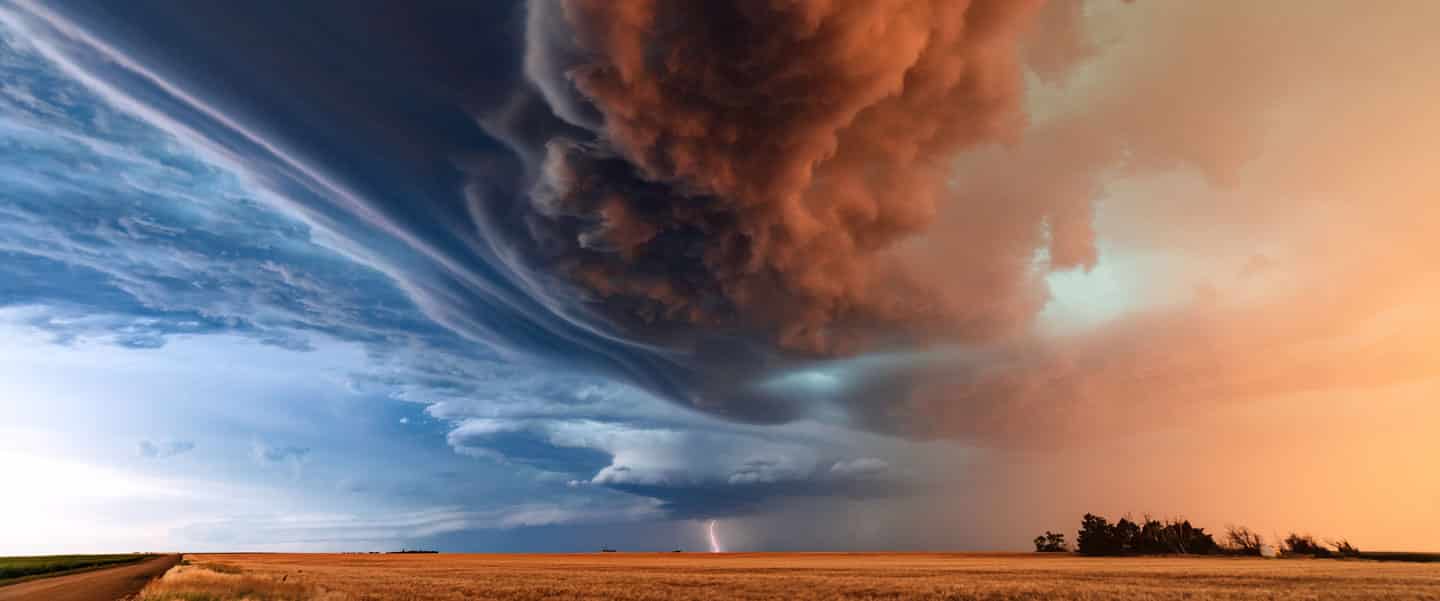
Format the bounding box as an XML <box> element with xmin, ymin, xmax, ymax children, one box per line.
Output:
<box><xmin>1077</xmin><ymin>514</ymin><xmax>1124</xmax><ymax>556</ymax></box>
<box><xmin>1225</xmin><ymin>525</ymin><xmax>1265</xmax><ymax>556</ymax></box>
<box><xmin>1282</xmin><ymin>533</ymin><xmax>1331</xmax><ymax>557</ymax></box>
<box><xmin>1076</xmin><ymin>513</ymin><xmax>1219</xmax><ymax>556</ymax></box>
<box><xmin>1131</xmin><ymin>516</ymin><xmax>1218</xmax><ymax>555</ymax></box>
<box><xmin>1329</xmin><ymin>539</ymin><xmax>1360</xmax><ymax>558</ymax></box>
<box><xmin>1168</xmin><ymin>519</ymin><xmax>1220</xmax><ymax>555</ymax></box>
<box><xmin>1033</xmin><ymin>531</ymin><xmax>1067</xmax><ymax>552</ymax></box>
<box><xmin>1114</xmin><ymin>517</ymin><xmax>1141</xmax><ymax>551</ymax></box>
<box><xmin>1138</xmin><ymin>517</ymin><xmax>1169</xmax><ymax>554</ymax></box>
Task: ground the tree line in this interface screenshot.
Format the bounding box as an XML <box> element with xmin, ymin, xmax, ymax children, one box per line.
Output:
<box><xmin>1034</xmin><ymin>514</ymin><xmax>1361</xmax><ymax>557</ymax></box>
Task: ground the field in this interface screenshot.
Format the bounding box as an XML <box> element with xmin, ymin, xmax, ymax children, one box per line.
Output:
<box><xmin>140</xmin><ymin>553</ymin><xmax>1440</xmax><ymax>601</ymax></box>
<box><xmin>0</xmin><ymin>554</ymin><xmax>152</xmax><ymax>583</ymax></box>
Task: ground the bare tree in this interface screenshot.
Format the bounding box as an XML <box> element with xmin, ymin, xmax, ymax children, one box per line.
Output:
<box><xmin>1225</xmin><ymin>525</ymin><xmax>1265</xmax><ymax>556</ymax></box>
<box><xmin>1328</xmin><ymin>539</ymin><xmax>1360</xmax><ymax>557</ymax></box>
<box><xmin>1282</xmin><ymin>533</ymin><xmax>1331</xmax><ymax>557</ymax></box>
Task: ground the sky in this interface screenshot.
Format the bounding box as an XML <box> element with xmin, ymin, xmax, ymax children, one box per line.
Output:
<box><xmin>0</xmin><ymin>0</ymin><xmax>1437</xmax><ymax>554</ymax></box>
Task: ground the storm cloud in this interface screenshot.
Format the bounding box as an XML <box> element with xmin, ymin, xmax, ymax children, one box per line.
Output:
<box><xmin>517</xmin><ymin>0</ymin><xmax>1051</xmax><ymax>353</ymax></box>
<box><xmin>462</xmin><ymin>0</ymin><xmax>1095</xmax><ymax>427</ymax></box>
<box><xmin>5</xmin><ymin>0</ymin><xmax>1440</xmax><ymax>551</ymax></box>
<box><xmin>484</xmin><ymin>0</ymin><xmax>1440</xmax><ymax>446</ymax></box>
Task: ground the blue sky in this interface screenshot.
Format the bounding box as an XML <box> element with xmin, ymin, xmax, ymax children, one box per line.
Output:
<box><xmin>0</xmin><ymin>7</ymin><xmax>927</xmax><ymax>552</ymax></box>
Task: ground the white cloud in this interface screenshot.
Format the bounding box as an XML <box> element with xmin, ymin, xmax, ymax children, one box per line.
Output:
<box><xmin>828</xmin><ymin>457</ymin><xmax>889</xmax><ymax>479</ymax></box>
<box><xmin>250</xmin><ymin>441</ymin><xmax>311</xmax><ymax>480</ymax></box>
<box><xmin>138</xmin><ymin>439</ymin><xmax>195</xmax><ymax>458</ymax></box>
<box><xmin>173</xmin><ymin>499</ymin><xmax>663</xmax><ymax>550</ymax></box>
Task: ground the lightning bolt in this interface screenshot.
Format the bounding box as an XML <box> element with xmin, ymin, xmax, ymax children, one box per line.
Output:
<box><xmin>707</xmin><ymin>519</ymin><xmax>722</xmax><ymax>553</ymax></box>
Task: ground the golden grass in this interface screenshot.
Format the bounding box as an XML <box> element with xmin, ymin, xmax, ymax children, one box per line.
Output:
<box><xmin>136</xmin><ymin>562</ymin><xmax>350</xmax><ymax>601</ymax></box>
<box><xmin>171</xmin><ymin>552</ymin><xmax>1440</xmax><ymax>600</ymax></box>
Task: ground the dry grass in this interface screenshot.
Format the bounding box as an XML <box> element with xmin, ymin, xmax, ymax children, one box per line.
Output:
<box><xmin>168</xmin><ymin>552</ymin><xmax>1440</xmax><ymax>600</ymax></box>
<box><xmin>136</xmin><ymin>561</ymin><xmax>349</xmax><ymax>601</ymax></box>
<box><xmin>168</xmin><ymin>553</ymin><xmax>1440</xmax><ymax>599</ymax></box>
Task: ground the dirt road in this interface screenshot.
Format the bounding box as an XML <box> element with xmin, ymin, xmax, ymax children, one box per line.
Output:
<box><xmin>0</xmin><ymin>555</ymin><xmax>178</xmax><ymax>601</ymax></box>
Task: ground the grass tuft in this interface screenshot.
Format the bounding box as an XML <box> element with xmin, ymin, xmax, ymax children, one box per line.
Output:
<box><xmin>197</xmin><ymin>562</ymin><xmax>243</xmax><ymax>574</ymax></box>
<box><xmin>137</xmin><ymin>564</ymin><xmax>347</xmax><ymax>601</ymax></box>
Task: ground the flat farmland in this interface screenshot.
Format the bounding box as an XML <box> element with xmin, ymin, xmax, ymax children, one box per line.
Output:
<box><xmin>151</xmin><ymin>553</ymin><xmax>1440</xmax><ymax>601</ymax></box>
<box><xmin>0</xmin><ymin>554</ymin><xmax>151</xmax><ymax>582</ymax></box>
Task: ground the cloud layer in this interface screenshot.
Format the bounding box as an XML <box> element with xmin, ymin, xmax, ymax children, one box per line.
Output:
<box><xmin>12</xmin><ymin>0</ymin><xmax>1440</xmax><ymax>453</ymax></box>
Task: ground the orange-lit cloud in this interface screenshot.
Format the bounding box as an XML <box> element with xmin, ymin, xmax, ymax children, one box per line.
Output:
<box><xmin>531</xmin><ymin>0</ymin><xmax>1060</xmax><ymax>354</ymax></box>
<box><xmin>522</xmin><ymin>0</ymin><xmax>1440</xmax><ymax>452</ymax></box>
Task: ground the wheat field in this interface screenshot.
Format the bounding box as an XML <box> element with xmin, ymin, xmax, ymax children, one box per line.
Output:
<box><xmin>148</xmin><ymin>553</ymin><xmax>1440</xmax><ymax>600</ymax></box>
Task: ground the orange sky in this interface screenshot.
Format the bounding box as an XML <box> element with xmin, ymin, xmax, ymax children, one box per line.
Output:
<box><xmin>725</xmin><ymin>0</ymin><xmax>1440</xmax><ymax>551</ymax></box>
<box><xmin>949</xmin><ymin>0</ymin><xmax>1440</xmax><ymax>549</ymax></box>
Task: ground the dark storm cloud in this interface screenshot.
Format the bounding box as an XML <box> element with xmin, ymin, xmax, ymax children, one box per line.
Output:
<box><xmin>466</xmin><ymin>1</ymin><xmax>1095</xmax><ymax>432</ymax></box>
<box><xmin>516</xmin><ymin>0</ymin><xmax>1053</xmax><ymax>353</ymax></box>
<box><xmin>491</xmin><ymin>0</ymin><xmax>1440</xmax><ymax>450</ymax></box>
<box><xmin>28</xmin><ymin>0</ymin><xmax>1438</xmax><ymax>463</ymax></box>
<box><xmin>0</xmin><ymin>3</ymin><xmax>933</xmax><ymax>539</ymax></box>
<box><xmin>17</xmin><ymin>0</ymin><xmax>1066</xmax><ymax>439</ymax></box>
